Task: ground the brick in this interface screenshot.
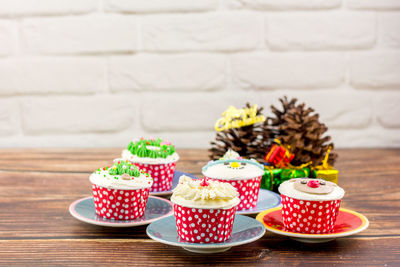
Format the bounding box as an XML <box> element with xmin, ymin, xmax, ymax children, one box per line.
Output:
<box><xmin>104</xmin><ymin>0</ymin><xmax>217</xmax><ymax>13</ymax></box>
<box><xmin>376</xmin><ymin>94</ymin><xmax>400</xmax><ymax>128</ymax></box>
<box><xmin>21</xmin><ymin>57</ymin><xmax>106</xmax><ymax>94</ymax></box>
<box><xmin>0</xmin><ymin>99</ymin><xmax>19</xmax><ymax>135</ymax></box>
<box><xmin>0</xmin><ymin>59</ymin><xmax>18</xmax><ymax>94</ymax></box>
<box><xmin>0</xmin><ymin>20</ymin><xmax>17</xmax><ymax>56</ymax></box>
<box><xmin>380</xmin><ymin>13</ymin><xmax>400</xmax><ymax>48</ymax></box>
<box><xmin>21</xmin><ymin>96</ymin><xmax>135</xmax><ymax>134</ymax></box>
<box><xmin>0</xmin><ymin>57</ymin><xmax>106</xmax><ymax>95</ymax></box>
<box><xmin>231</xmin><ymin>53</ymin><xmax>345</xmax><ymax>90</ymax></box>
<box><xmin>152</xmin><ymin>131</ymin><xmax>216</xmax><ymax>148</ymax></box>
<box><xmin>268</xmin><ymin>13</ymin><xmax>375</xmax><ymax>51</ymax></box>
<box><xmin>327</xmin><ymin>128</ymin><xmax>400</xmax><ymax>148</ymax></box>
<box><xmin>141</xmin><ymin>13</ymin><xmax>262</xmax><ymax>52</ymax></box>
<box><xmin>0</xmin><ymin>0</ymin><xmax>98</xmax><ymax>17</ymax></box>
<box><xmin>347</xmin><ymin>0</ymin><xmax>400</xmax><ymax>10</ymax></box>
<box><xmin>350</xmin><ymin>52</ymin><xmax>400</xmax><ymax>89</ymax></box>
<box><xmin>225</xmin><ymin>0</ymin><xmax>341</xmax><ymax>10</ymax></box>
<box><xmin>22</xmin><ymin>15</ymin><xmax>137</xmax><ymax>55</ymax></box>
<box><xmin>140</xmin><ymin>93</ymin><xmax>260</xmax><ymax>131</ymax></box>
<box><xmin>109</xmin><ymin>54</ymin><xmax>226</xmax><ymax>92</ymax></box>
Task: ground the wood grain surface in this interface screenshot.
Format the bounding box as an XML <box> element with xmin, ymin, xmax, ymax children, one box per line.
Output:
<box><xmin>0</xmin><ymin>148</ymin><xmax>399</xmax><ymax>266</ymax></box>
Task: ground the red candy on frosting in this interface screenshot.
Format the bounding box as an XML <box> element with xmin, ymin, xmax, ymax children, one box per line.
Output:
<box><xmin>307</xmin><ymin>180</ymin><xmax>320</xmax><ymax>188</ymax></box>
<box><xmin>200</xmin><ymin>178</ymin><xmax>210</xmax><ymax>187</ymax></box>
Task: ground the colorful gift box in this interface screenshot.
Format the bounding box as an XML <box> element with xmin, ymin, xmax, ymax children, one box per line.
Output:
<box><xmin>261</xmin><ymin>166</ymin><xmax>282</xmax><ymax>191</ymax></box>
<box><xmin>264</xmin><ymin>139</ymin><xmax>294</xmax><ymax>168</ymax></box>
<box><xmin>261</xmin><ymin>165</ymin><xmax>310</xmax><ymax>192</ymax></box>
<box><xmin>312</xmin><ymin>147</ymin><xmax>338</xmax><ymax>184</ymax></box>
<box><xmin>312</xmin><ymin>169</ymin><xmax>338</xmax><ymax>184</ymax></box>
<box><xmin>281</xmin><ymin>167</ymin><xmax>310</xmax><ymax>180</ymax></box>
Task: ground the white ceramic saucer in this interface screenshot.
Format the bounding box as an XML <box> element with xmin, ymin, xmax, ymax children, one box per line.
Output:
<box><xmin>146</xmin><ymin>214</ymin><xmax>265</xmax><ymax>254</ymax></box>
<box><xmin>69</xmin><ymin>196</ymin><xmax>173</xmax><ymax>227</ymax></box>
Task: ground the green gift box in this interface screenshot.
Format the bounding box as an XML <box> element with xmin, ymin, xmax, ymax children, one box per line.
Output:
<box><xmin>261</xmin><ymin>167</ymin><xmax>282</xmax><ymax>191</ymax></box>
<box><xmin>281</xmin><ymin>168</ymin><xmax>310</xmax><ymax>180</ymax></box>
<box><xmin>261</xmin><ymin>166</ymin><xmax>310</xmax><ymax>192</ymax></box>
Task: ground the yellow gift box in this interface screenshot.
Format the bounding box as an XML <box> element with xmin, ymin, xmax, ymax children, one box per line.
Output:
<box><xmin>313</xmin><ymin>168</ymin><xmax>338</xmax><ymax>184</ymax></box>
<box><xmin>312</xmin><ymin>147</ymin><xmax>339</xmax><ymax>184</ymax></box>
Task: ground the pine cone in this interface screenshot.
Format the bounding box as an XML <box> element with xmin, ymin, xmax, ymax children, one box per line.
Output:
<box><xmin>269</xmin><ymin>96</ymin><xmax>298</xmax><ymax>127</ymax></box>
<box><xmin>209</xmin><ymin>103</ymin><xmax>273</xmax><ymax>162</ymax></box>
<box><xmin>271</xmin><ymin>97</ymin><xmax>337</xmax><ymax>167</ymax></box>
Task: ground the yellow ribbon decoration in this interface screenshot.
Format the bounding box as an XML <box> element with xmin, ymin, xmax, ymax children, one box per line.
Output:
<box><xmin>314</xmin><ymin>146</ymin><xmax>332</xmax><ymax>170</ymax></box>
<box><xmin>264</xmin><ymin>166</ymin><xmax>275</xmax><ymax>189</ymax></box>
<box><xmin>313</xmin><ymin>146</ymin><xmax>339</xmax><ymax>184</ymax></box>
<box><xmin>214</xmin><ymin>104</ymin><xmax>266</xmax><ymax>132</ymax></box>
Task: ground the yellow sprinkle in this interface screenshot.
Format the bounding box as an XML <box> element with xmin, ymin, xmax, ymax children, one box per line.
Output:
<box><xmin>230</xmin><ymin>162</ymin><xmax>240</xmax><ymax>168</ymax></box>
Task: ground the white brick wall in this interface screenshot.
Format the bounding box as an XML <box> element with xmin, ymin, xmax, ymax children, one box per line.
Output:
<box><xmin>267</xmin><ymin>13</ymin><xmax>376</xmax><ymax>50</ymax></box>
<box><xmin>0</xmin><ymin>1</ymin><xmax>399</xmax><ymax>149</ymax></box>
<box><xmin>141</xmin><ymin>13</ymin><xmax>263</xmax><ymax>52</ymax></box>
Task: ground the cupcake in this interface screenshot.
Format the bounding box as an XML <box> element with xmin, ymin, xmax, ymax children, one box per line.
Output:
<box><xmin>278</xmin><ymin>178</ymin><xmax>345</xmax><ymax>234</ymax></box>
<box><xmin>171</xmin><ymin>175</ymin><xmax>240</xmax><ymax>243</ymax></box>
<box><xmin>202</xmin><ymin>150</ymin><xmax>264</xmax><ymax>211</ymax></box>
<box><xmin>122</xmin><ymin>137</ymin><xmax>179</xmax><ymax>192</ymax></box>
<box><xmin>89</xmin><ymin>160</ymin><xmax>153</xmax><ymax>220</ymax></box>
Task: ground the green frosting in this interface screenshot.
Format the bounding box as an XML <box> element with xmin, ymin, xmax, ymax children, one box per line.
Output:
<box><xmin>108</xmin><ymin>160</ymin><xmax>141</xmax><ymax>177</ymax></box>
<box><xmin>127</xmin><ymin>138</ymin><xmax>176</xmax><ymax>159</ymax></box>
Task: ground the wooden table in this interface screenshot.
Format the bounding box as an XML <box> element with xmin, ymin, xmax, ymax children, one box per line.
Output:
<box><xmin>0</xmin><ymin>148</ymin><xmax>399</xmax><ymax>266</ymax></box>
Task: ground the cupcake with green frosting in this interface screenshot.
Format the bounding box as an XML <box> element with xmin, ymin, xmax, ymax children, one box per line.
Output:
<box><xmin>122</xmin><ymin>137</ymin><xmax>179</xmax><ymax>192</ymax></box>
<box><xmin>90</xmin><ymin>159</ymin><xmax>153</xmax><ymax>220</ymax></box>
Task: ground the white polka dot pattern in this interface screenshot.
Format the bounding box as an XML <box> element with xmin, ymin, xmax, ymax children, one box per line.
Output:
<box><xmin>133</xmin><ymin>162</ymin><xmax>176</xmax><ymax>192</ymax></box>
<box><xmin>173</xmin><ymin>204</ymin><xmax>236</xmax><ymax>243</ymax></box>
<box><xmin>205</xmin><ymin>176</ymin><xmax>262</xmax><ymax>211</ymax></box>
<box><xmin>92</xmin><ymin>184</ymin><xmax>150</xmax><ymax>220</ymax></box>
<box><xmin>281</xmin><ymin>194</ymin><xmax>341</xmax><ymax>234</ymax></box>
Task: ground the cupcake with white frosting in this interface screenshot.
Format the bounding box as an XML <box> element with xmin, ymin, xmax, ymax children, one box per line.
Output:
<box><xmin>90</xmin><ymin>159</ymin><xmax>153</xmax><ymax>220</ymax></box>
<box><xmin>171</xmin><ymin>175</ymin><xmax>240</xmax><ymax>243</ymax></box>
<box><xmin>202</xmin><ymin>150</ymin><xmax>264</xmax><ymax>211</ymax></box>
<box><xmin>122</xmin><ymin>137</ymin><xmax>179</xmax><ymax>192</ymax></box>
<box><xmin>279</xmin><ymin>178</ymin><xmax>345</xmax><ymax>234</ymax></box>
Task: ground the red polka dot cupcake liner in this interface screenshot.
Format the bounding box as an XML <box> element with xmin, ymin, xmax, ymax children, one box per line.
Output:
<box><xmin>133</xmin><ymin>162</ymin><xmax>176</xmax><ymax>192</ymax></box>
<box><xmin>205</xmin><ymin>176</ymin><xmax>262</xmax><ymax>211</ymax></box>
<box><xmin>92</xmin><ymin>184</ymin><xmax>150</xmax><ymax>220</ymax></box>
<box><xmin>281</xmin><ymin>194</ymin><xmax>341</xmax><ymax>234</ymax></box>
<box><xmin>173</xmin><ymin>204</ymin><xmax>236</xmax><ymax>243</ymax></box>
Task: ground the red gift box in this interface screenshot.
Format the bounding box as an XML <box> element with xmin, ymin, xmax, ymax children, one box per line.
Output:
<box><xmin>264</xmin><ymin>143</ymin><xmax>294</xmax><ymax>168</ymax></box>
<box><xmin>281</xmin><ymin>194</ymin><xmax>341</xmax><ymax>234</ymax></box>
<box><xmin>174</xmin><ymin>204</ymin><xmax>237</xmax><ymax>243</ymax></box>
<box><xmin>133</xmin><ymin>162</ymin><xmax>176</xmax><ymax>192</ymax></box>
<box><xmin>205</xmin><ymin>176</ymin><xmax>262</xmax><ymax>211</ymax></box>
<box><xmin>92</xmin><ymin>184</ymin><xmax>150</xmax><ymax>220</ymax></box>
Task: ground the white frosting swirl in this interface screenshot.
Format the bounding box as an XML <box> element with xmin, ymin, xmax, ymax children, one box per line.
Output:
<box><xmin>278</xmin><ymin>179</ymin><xmax>345</xmax><ymax>201</ymax></box>
<box><xmin>90</xmin><ymin>170</ymin><xmax>153</xmax><ymax>190</ymax></box>
<box><xmin>171</xmin><ymin>175</ymin><xmax>240</xmax><ymax>209</ymax></box>
<box><xmin>122</xmin><ymin>149</ymin><xmax>179</xmax><ymax>165</ymax></box>
<box><xmin>220</xmin><ymin>149</ymin><xmax>241</xmax><ymax>160</ymax></box>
